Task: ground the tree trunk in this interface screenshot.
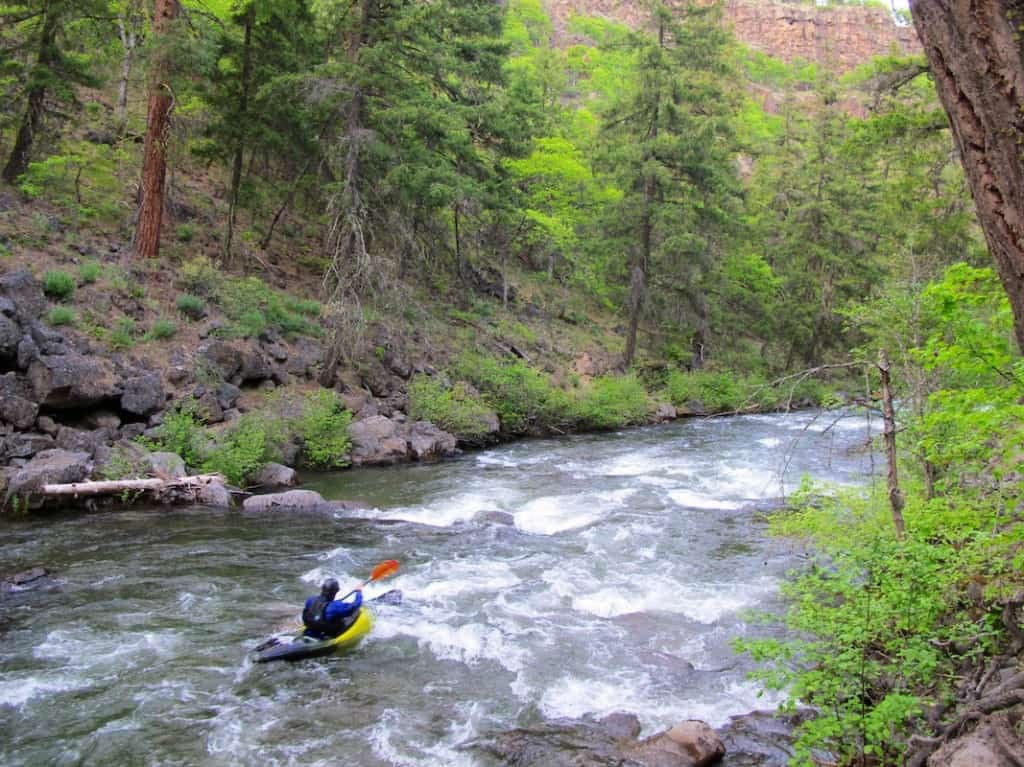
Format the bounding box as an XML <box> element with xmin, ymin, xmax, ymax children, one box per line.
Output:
<box><xmin>2</xmin><ymin>7</ymin><xmax>59</xmax><ymax>184</ymax></box>
<box><xmin>115</xmin><ymin>1</ymin><xmax>143</xmax><ymax>133</ymax></box>
<box><xmin>878</xmin><ymin>350</ymin><xmax>906</xmax><ymax>540</ymax></box>
<box><xmin>910</xmin><ymin>0</ymin><xmax>1024</xmax><ymax>351</ymax></box>
<box><xmin>224</xmin><ymin>2</ymin><xmax>255</xmax><ymax>263</ymax></box>
<box><xmin>133</xmin><ymin>0</ymin><xmax>180</xmax><ymax>260</ymax></box>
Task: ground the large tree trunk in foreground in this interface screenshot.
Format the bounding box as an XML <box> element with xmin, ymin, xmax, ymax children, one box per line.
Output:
<box><xmin>134</xmin><ymin>0</ymin><xmax>180</xmax><ymax>259</ymax></box>
<box><xmin>910</xmin><ymin>0</ymin><xmax>1024</xmax><ymax>350</ymax></box>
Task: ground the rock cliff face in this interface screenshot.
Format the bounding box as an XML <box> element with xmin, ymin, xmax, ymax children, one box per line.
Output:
<box><xmin>545</xmin><ymin>0</ymin><xmax>921</xmax><ymax>72</ymax></box>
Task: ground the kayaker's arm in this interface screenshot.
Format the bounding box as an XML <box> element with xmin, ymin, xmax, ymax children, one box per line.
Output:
<box><xmin>324</xmin><ymin>588</ymin><xmax>363</xmax><ymax>620</ymax></box>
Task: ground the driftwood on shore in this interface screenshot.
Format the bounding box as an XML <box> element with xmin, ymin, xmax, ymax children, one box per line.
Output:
<box><xmin>40</xmin><ymin>474</ymin><xmax>226</xmax><ymax>498</ymax></box>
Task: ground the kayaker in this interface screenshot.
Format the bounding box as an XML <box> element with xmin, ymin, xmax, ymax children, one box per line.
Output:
<box><xmin>302</xmin><ymin>578</ymin><xmax>363</xmax><ymax>639</ymax></box>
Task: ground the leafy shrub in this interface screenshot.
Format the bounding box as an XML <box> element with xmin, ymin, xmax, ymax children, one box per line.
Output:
<box><xmin>408</xmin><ymin>376</ymin><xmax>497</xmax><ymax>442</ymax></box>
<box><xmin>574</xmin><ymin>374</ymin><xmax>651</xmax><ymax>429</ymax></box>
<box><xmin>108</xmin><ymin>317</ymin><xmax>137</xmax><ymax>349</ymax></box>
<box><xmin>78</xmin><ymin>261</ymin><xmax>102</xmax><ymax>284</ymax></box>
<box><xmin>295</xmin><ymin>390</ymin><xmax>352</xmax><ymax>468</ymax></box>
<box><xmin>177</xmin><ymin>255</ymin><xmax>222</xmax><ymax>296</ymax></box>
<box><xmin>145</xmin><ymin>318</ymin><xmax>177</xmax><ymax>341</ymax></box>
<box><xmin>201</xmin><ymin>415</ymin><xmax>271</xmax><ymax>485</ymax></box>
<box><xmin>176</xmin><ymin>223</ymin><xmax>197</xmax><ymax>243</ymax></box>
<box><xmin>665</xmin><ymin>370</ymin><xmax>746</xmax><ymax>412</ymax></box>
<box><xmin>176</xmin><ymin>293</ymin><xmax>206</xmax><ymax>320</ymax></box>
<box><xmin>43</xmin><ymin>270</ymin><xmax>75</xmax><ymax>300</ymax></box>
<box><xmin>452</xmin><ymin>353</ymin><xmax>572</xmax><ymax>434</ymax></box>
<box><xmin>141</xmin><ymin>402</ymin><xmax>206</xmax><ymax>467</ymax></box>
<box><xmin>47</xmin><ymin>306</ymin><xmax>75</xmax><ymax>326</ymax></box>
<box><xmin>217</xmin><ymin>276</ymin><xmax>321</xmax><ymax>338</ymax></box>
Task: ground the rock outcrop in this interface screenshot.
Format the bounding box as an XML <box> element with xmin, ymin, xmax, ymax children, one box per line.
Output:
<box><xmin>348</xmin><ymin>415</ymin><xmax>459</xmax><ymax>466</ymax></box>
<box><xmin>544</xmin><ymin>0</ymin><xmax>920</xmax><ymax>73</ymax></box>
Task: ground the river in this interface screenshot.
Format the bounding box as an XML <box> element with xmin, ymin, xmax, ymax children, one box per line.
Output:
<box><xmin>0</xmin><ymin>410</ymin><xmax>876</xmax><ymax>766</ymax></box>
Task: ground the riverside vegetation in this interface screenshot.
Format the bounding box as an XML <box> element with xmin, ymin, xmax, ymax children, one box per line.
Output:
<box><xmin>2</xmin><ymin>0</ymin><xmax>1023</xmax><ymax>764</ymax></box>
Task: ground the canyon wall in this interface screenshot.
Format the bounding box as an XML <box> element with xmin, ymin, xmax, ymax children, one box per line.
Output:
<box><xmin>544</xmin><ymin>0</ymin><xmax>921</xmax><ymax>72</ymax></box>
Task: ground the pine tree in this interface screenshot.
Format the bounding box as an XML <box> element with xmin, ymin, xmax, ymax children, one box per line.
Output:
<box><xmin>1</xmin><ymin>0</ymin><xmax>109</xmax><ymax>183</ymax></box>
<box><xmin>599</xmin><ymin>0</ymin><xmax>741</xmax><ymax>368</ymax></box>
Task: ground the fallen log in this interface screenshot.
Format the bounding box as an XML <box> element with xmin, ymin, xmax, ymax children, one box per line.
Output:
<box><xmin>40</xmin><ymin>474</ymin><xmax>226</xmax><ymax>498</ymax></box>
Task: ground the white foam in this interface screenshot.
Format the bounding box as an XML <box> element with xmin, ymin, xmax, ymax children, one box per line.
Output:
<box><xmin>514</xmin><ymin>489</ymin><xmax>636</xmax><ymax>535</ymax></box>
<box><xmin>362</xmin><ymin>490</ymin><xmax>513</xmax><ymax>527</ymax></box>
<box><xmin>376</xmin><ymin>619</ymin><xmax>528</xmax><ymax>671</ymax></box>
<box><xmin>567</xmin><ymin>576</ymin><xmax>778</xmax><ymax>623</ymax></box>
<box><xmin>666</xmin><ymin>489</ymin><xmax>742</xmax><ymax>510</ymax></box>
<box><xmin>0</xmin><ymin>675</ymin><xmax>85</xmax><ymax>707</ymax></box>
<box><xmin>391</xmin><ymin>559</ymin><xmax>520</xmax><ymax>602</ymax></box>
<box><xmin>34</xmin><ymin>628</ymin><xmax>182</xmax><ymax>665</ymax></box>
<box><xmin>757</xmin><ymin>437</ymin><xmax>781</xmax><ymax>448</ymax></box>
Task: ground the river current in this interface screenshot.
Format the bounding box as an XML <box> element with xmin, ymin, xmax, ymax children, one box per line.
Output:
<box><xmin>1</xmin><ymin>410</ymin><xmax>876</xmax><ymax>766</ymax></box>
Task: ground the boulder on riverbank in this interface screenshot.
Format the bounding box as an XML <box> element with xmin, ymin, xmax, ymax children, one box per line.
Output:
<box><xmin>6</xmin><ymin>449</ymin><xmax>92</xmax><ymax>505</ymax></box>
<box><xmin>477</xmin><ymin>712</ymin><xmax>727</xmax><ymax>767</ymax></box>
<box><xmin>348</xmin><ymin>415</ymin><xmax>459</xmax><ymax>466</ymax></box>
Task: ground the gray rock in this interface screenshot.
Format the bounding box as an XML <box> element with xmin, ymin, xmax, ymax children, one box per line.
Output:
<box><xmin>0</xmin><ymin>269</ymin><xmax>46</xmax><ymax>321</ymax></box>
<box><xmin>238</xmin><ymin>349</ymin><xmax>274</xmax><ymax>383</ymax></box>
<box><xmin>84</xmin><ymin>410</ymin><xmax>121</xmax><ymax>430</ymax></box>
<box><xmin>28</xmin><ymin>353</ymin><xmax>122</xmax><ymax>409</ymax></box>
<box><xmin>406</xmin><ymin>420</ymin><xmax>457</xmax><ymax>461</ymax></box>
<box><xmin>263</xmin><ymin>342</ymin><xmax>289</xmax><ymax>362</ymax></box>
<box><xmin>1</xmin><ymin>566</ymin><xmax>51</xmax><ymax>594</ymax></box>
<box><xmin>16</xmin><ymin>334</ymin><xmax>38</xmax><ymax>370</ymax></box>
<box><xmin>120</xmin><ymin>373</ymin><xmax>166</xmax><ymax>416</ymax></box>
<box><xmin>120</xmin><ymin>423</ymin><xmax>147</xmax><ymax>440</ymax></box>
<box><xmin>678</xmin><ymin>399</ymin><xmax>707</xmax><ymax>417</ymax></box>
<box><xmin>166</xmin><ymin>366</ymin><xmax>192</xmax><ymax>386</ymax></box>
<box><xmin>284</xmin><ymin>337</ymin><xmax>322</xmax><ymax>378</ymax></box>
<box><xmin>147</xmin><ymin>451</ymin><xmax>186</xmax><ymax>479</ymax></box>
<box><xmin>253</xmin><ymin>462</ymin><xmax>298</xmax><ymax>488</ymax></box>
<box><xmin>55</xmin><ymin>427</ymin><xmax>112</xmax><ymax>458</ymax></box>
<box><xmin>28</xmin><ymin>320</ymin><xmax>68</xmax><ymax>355</ymax></box>
<box><xmin>195</xmin><ymin>392</ymin><xmax>224</xmax><ymax>424</ymax></box>
<box><xmin>194</xmin><ymin>480</ymin><xmax>232</xmax><ymax>509</ymax></box>
<box><xmin>476</xmin><ymin>510</ymin><xmax>516</xmax><ymax>526</ymax></box>
<box><xmin>7</xmin><ymin>449</ymin><xmax>91</xmax><ymax>499</ymax></box>
<box><xmin>216</xmin><ymin>382</ymin><xmax>241</xmax><ymax>410</ymax></box>
<box><xmin>653</xmin><ymin>403</ymin><xmax>677</xmax><ymax>423</ymax></box>
<box><xmin>35</xmin><ymin>415</ymin><xmax>59</xmax><ymax>436</ymax></box>
<box><xmin>0</xmin><ymin>314</ymin><xmax>20</xmax><ymax>360</ymax></box>
<box><xmin>199</xmin><ymin>341</ymin><xmax>242</xmax><ymax>380</ymax></box>
<box><xmin>347</xmin><ymin>415</ymin><xmax>408</xmax><ymax>466</ymax></box>
<box><xmin>598</xmin><ymin>713</ymin><xmax>643</xmax><ymax>741</ymax></box>
<box><xmin>1</xmin><ymin>395</ymin><xmax>38</xmax><ymax>430</ymax></box>
<box><xmin>2</xmin><ymin>433</ymin><xmax>56</xmax><ymax>460</ymax></box>
<box><xmin>625</xmin><ymin>720</ymin><xmax>725</xmax><ymax>767</ymax></box>
<box><xmin>242</xmin><ymin>489</ymin><xmax>327</xmax><ymax>513</ymax></box>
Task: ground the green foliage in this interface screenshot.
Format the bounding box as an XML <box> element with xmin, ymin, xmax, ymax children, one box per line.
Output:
<box><xmin>294</xmin><ymin>389</ymin><xmax>351</xmax><ymax>469</ymax></box>
<box><xmin>142</xmin><ymin>402</ymin><xmax>207</xmax><ymax>467</ymax></box>
<box><xmin>176</xmin><ymin>223</ymin><xmax>197</xmax><ymax>243</ymax></box>
<box><xmin>200</xmin><ymin>414</ymin><xmax>271</xmax><ymax>485</ymax></box>
<box><xmin>665</xmin><ymin>370</ymin><xmax>747</xmax><ymax>412</ymax></box>
<box><xmin>738</xmin><ymin>264</ymin><xmax>1024</xmax><ymax>765</ymax></box>
<box><xmin>78</xmin><ymin>261</ymin><xmax>101</xmax><ymax>284</ymax></box>
<box><xmin>46</xmin><ymin>305</ymin><xmax>75</xmax><ymax>326</ymax></box>
<box><xmin>177</xmin><ymin>256</ymin><xmax>223</xmax><ymax>297</ymax></box>
<box><xmin>108</xmin><ymin>317</ymin><xmax>137</xmax><ymax>350</ymax></box>
<box><xmin>453</xmin><ymin>352</ymin><xmax>573</xmax><ymax>434</ymax></box>
<box><xmin>176</xmin><ymin>293</ymin><xmax>206</xmax><ymax>320</ymax></box>
<box><xmin>408</xmin><ymin>376</ymin><xmax>498</xmax><ymax>443</ymax></box>
<box><xmin>217</xmin><ymin>276</ymin><xmax>321</xmax><ymax>338</ymax></box>
<box><xmin>99</xmin><ymin>446</ymin><xmax>149</xmax><ymax>481</ymax></box>
<box><xmin>16</xmin><ymin>142</ymin><xmax>125</xmax><ymax>222</ymax></box>
<box><xmin>573</xmin><ymin>374</ymin><xmax>651</xmax><ymax>429</ymax></box>
<box><xmin>43</xmin><ymin>270</ymin><xmax>75</xmax><ymax>300</ymax></box>
<box><xmin>144</xmin><ymin>318</ymin><xmax>178</xmax><ymax>341</ymax></box>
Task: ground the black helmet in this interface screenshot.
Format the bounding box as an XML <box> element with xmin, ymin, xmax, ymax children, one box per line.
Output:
<box><xmin>321</xmin><ymin>578</ymin><xmax>340</xmax><ymax>597</ymax></box>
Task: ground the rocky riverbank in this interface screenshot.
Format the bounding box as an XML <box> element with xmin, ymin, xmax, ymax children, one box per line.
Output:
<box><xmin>1</xmin><ymin>267</ymin><xmax>685</xmax><ymax>511</ymax></box>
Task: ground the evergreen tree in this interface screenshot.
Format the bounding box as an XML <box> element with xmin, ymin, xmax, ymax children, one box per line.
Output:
<box><xmin>1</xmin><ymin>0</ymin><xmax>111</xmax><ymax>183</ymax></box>
<box><xmin>598</xmin><ymin>0</ymin><xmax>741</xmax><ymax>368</ymax></box>
<box><xmin>196</xmin><ymin>0</ymin><xmax>319</xmax><ymax>261</ymax></box>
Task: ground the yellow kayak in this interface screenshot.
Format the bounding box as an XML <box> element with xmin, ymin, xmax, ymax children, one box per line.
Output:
<box><xmin>252</xmin><ymin>608</ymin><xmax>374</xmax><ymax>663</ymax></box>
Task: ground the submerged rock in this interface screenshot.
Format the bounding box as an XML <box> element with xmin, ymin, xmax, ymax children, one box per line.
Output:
<box><xmin>242</xmin><ymin>489</ymin><xmax>327</xmax><ymax>513</ymax></box>
<box><xmin>1</xmin><ymin>566</ymin><xmax>50</xmax><ymax>593</ymax></box>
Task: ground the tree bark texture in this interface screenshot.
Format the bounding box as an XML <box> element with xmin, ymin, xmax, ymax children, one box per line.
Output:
<box><xmin>134</xmin><ymin>0</ymin><xmax>180</xmax><ymax>259</ymax></box>
<box><xmin>910</xmin><ymin>0</ymin><xmax>1024</xmax><ymax>350</ymax></box>
<box><xmin>2</xmin><ymin>7</ymin><xmax>59</xmax><ymax>184</ymax></box>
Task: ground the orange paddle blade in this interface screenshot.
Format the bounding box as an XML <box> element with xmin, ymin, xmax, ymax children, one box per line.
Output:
<box><xmin>367</xmin><ymin>559</ymin><xmax>400</xmax><ymax>583</ymax></box>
